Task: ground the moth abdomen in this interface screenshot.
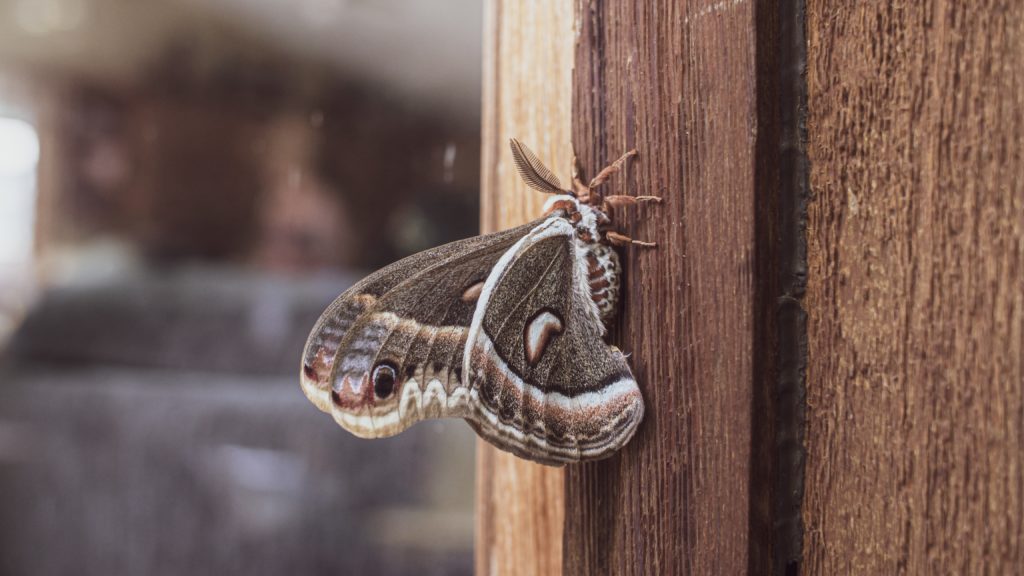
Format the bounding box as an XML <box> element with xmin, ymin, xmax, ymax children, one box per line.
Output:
<box><xmin>583</xmin><ymin>244</ymin><xmax>621</xmax><ymax>325</ymax></box>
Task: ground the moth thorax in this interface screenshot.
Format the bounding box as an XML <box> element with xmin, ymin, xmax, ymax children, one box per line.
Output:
<box><xmin>586</xmin><ymin>244</ymin><xmax>621</xmax><ymax>324</ymax></box>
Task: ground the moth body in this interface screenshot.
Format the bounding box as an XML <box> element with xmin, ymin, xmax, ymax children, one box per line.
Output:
<box><xmin>300</xmin><ymin>139</ymin><xmax>654</xmax><ymax>465</ymax></box>
<box><xmin>542</xmin><ymin>194</ymin><xmax>622</xmax><ymax>328</ymax></box>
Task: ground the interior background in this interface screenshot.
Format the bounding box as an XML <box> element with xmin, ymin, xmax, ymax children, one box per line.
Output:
<box><xmin>0</xmin><ymin>1</ymin><xmax>483</xmax><ymax>574</ymax></box>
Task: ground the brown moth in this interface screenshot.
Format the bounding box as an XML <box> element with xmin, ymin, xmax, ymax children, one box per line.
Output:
<box><xmin>300</xmin><ymin>139</ymin><xmax>660</xmax><ymax>465</ymax></box>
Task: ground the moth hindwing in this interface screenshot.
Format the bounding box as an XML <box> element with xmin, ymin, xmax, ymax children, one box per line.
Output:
<box><xmin>301</xmin><ymin>140</ymin><xmax>646</xmax><ymax>465</ymax></box>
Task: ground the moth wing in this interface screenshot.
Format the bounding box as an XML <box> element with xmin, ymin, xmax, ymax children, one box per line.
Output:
<box><xmin>301</xmin><ymin>220</ymin><xmax>541</xmax><ymax>417</ymax></box>
<box><xmin>464</xmin><ymin>218</ymin><xmax>644</xmax><ymax>464</ymax></box>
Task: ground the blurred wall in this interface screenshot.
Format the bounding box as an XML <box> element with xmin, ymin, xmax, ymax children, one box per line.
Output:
<box><xmin>0</xmin><ymin>1</ymin><xmax>484</xmax><ymax>575</ymax></box>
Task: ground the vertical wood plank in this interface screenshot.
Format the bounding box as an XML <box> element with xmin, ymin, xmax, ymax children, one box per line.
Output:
<box><xmin>565</xmin><ymin>0</ymin><xmax>761</xmax><ymax>574</ymax></box>
<box><xmin>803</xmin><ymin>1</ymin><xmax>1024</xmax><ymax>573</ymax></box>
<box><xmin>475</xmin><ymin>1</ymin><xmax>573</xmax><ymax>575</ymax></box>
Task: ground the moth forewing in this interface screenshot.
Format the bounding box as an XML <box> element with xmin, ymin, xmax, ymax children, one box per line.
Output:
<box><xmin>300</xmin><ymin>221</ymin><xmax>537</xmax><ymax>435</ymax></box>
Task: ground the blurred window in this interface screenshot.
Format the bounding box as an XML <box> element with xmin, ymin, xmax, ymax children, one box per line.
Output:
<box><xmin>0</xmin><ymin>116</ymin><xmax>38</xmax><ymax>266</ymax></box>
<box><xmin>0</xmin><ymin>116</ymin><xmax>38</xmax><ymax>342</ymax></box>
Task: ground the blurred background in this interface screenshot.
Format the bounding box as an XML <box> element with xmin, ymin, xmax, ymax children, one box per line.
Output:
<box><xmin>0</xmin><ymin>0</ymin><xmax>482</xmax><ymax>574</ymax></box>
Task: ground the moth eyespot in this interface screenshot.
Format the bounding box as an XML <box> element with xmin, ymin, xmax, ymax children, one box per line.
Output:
<box><xmin>524</xmin><ymin>309</ymin><xmax>564</xmax><ymax>366</ymax></box>
<box><xmin>371</xmin><ymin>362</ymin><xmax>398</xmax><ymax>399</ymax></box>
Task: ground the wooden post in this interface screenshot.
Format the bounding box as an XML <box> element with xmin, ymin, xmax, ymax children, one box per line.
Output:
<box><xmin>475</xmin><ymin>2</ymin><xmax>573</xmax><ymax>575</ymax></box>
<box><xmin>565</xmin><ymin>1</ymin><xmax>765</xmax><ymax>574</ymax></box>
<box><xmin>478</xmin><ymin>1</ymin><xmax>1021</xmax><ymax>574</ymax></box>
<box><xmin>802</xmin><ymin>1</ymin><xmax>1024</xmax><ymax>573</ymax></box>
<box><xmin>477</xmin><ymin>0</ymin><xmax>796</xmax><ymax>573</ymax></box>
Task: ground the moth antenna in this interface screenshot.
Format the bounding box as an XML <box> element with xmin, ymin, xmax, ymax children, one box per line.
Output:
<box><xmin>509</xmin><ymin>138</ymin><xmax>568</xmax><ymax>195</ymax></box>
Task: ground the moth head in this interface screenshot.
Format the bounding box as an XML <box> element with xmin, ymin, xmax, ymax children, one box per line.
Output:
<box><xmin>542</xmin><ymin>193</ymin><xmax>580</xmax><ymax>218</ymax></box>
<box><xmin>543</xmin><ymin>195</ymin><xmax>610</xmax><ymax>245</ymax></box>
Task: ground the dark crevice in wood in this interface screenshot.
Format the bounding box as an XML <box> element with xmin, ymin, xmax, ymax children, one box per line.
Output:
<box><xmin>802</xmin><ymin>2</ymin><xmax>1023</xmax><ymax>571</ymax></box>
<box><xmin>751</xmin><ymin>0</ymin><xmax>809</xmax><ymax>574</ymax></box>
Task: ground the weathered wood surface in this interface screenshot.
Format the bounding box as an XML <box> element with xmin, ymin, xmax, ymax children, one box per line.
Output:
<box><xmin>564</xmin><ymin>0</ymin><xmax>762</xmax><ymax>574</ymax></box>
<box><xmin>803</xmin><ymin>1</ymin><xmax>1024</xmax><ymax>573</ymax></box>
<box><xmin>475</xmin><ymin>1</ymin><xmax>573</xmax><ymax>575</ymax></box>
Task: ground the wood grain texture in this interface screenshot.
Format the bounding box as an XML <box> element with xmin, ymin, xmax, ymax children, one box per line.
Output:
<box><xmin>564</xmin><ymin>1</ymin><xmax>760</xmax><ymax>573</ymax></box>
<box><xmin>475</xmin><ymin>1</ymin><xmax>573</xmax><ymax>575</ymax></box>
<box><xmin>479</xmin><ymin>0</ymin><xmax>575</xmax><ymax>237</ymax></box>
<box><xmin>803</xmin><ymin>1</ymin><xmax>1024</xmax><ymax>573</ymax></box>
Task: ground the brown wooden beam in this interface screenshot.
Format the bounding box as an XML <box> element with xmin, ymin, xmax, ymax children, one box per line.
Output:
<box><xmin>803</xmin><ymin>1</ymin><xmax>1024</xmax><ymax>572</ymax></box>
<box><xmin>565</xmin><ymin>0</ymin><xmax>765</xmax><ymax>573</ymax></box>
<box><xmin>478</xmin><ymin>1</ymin><xmax>1022</xmax><ymax>573</ymax></box>
<box><xmin>475</xmin><ymin>2</ymin><xmax>574</xmax><ymax>575</ymax></box>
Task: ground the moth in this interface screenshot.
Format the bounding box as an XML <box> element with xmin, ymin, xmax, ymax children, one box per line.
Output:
<box><xmin>300</xmin><ymin>139</ymin><xmax>660</xmax><ymax>465</ymax></box>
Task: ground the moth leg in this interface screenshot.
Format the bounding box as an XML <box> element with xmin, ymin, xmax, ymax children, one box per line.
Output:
<box><xmin>588</xmin><ymin>149</ymin><xmax>638</xmax><ymax>189</ymax></box>
<box><xmin>606</xmin><ymin>230</ymin><xmax>657</xmax><ymax>248</ymax></box>
<box><xmin>603</xmin><ymin>195</ymin><xmax>663</xmax><ymax>209</ymax></box>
